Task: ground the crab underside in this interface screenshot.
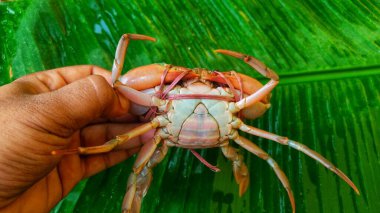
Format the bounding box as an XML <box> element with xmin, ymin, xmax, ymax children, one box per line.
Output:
<box><xmin>53</xmin><ymin>34</ymin><xmax>359</xmax><ymax>213</ymax></box>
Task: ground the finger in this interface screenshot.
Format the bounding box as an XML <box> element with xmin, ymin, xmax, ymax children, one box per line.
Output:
<box><xmin>30</xmin><ymin>75</ymin><xmax>130</xmax><ymax>137</ymax></box>
<box><xmin>81</xmin><ymin>147</ymin><xmax>140</xmax><ymax>179</ymax></box>
<box><xmin>87</xmin><ymin>113</ymin><xmax>139</xmax><ymax>126</ymax></box>
<box><xmin>14</xmin><ymin>65</ymin><xmax>113</xmax><ymax>94</ymax></box>
<box><xmin>61</xmin><ymin>124</ymin><xmax>154</xmax><ymax>180</ymax></box>
<box><xmin>58</xmin><ymin>146</ymin><xmax>141</xmax><ymax>197</ymax></box>
<box><xmin>57</xmin><ymin>123</ymin><xmax>154</xmax><ymax>193</ymax></box>
<box><xmin>79</xmin><ymin>123</ymin><xmax>155</xmax><ymax>178</ymax></box>
<box><xmin>80</xmin><ymin>123</ymin><xmax>150</xmax><ymax>149</ymax></box>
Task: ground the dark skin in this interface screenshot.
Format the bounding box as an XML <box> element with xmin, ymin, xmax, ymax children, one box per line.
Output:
<box><xmin>0</xmin><ymin>66</ymin><xmax>148</xmax><ymax>212</ymax></box>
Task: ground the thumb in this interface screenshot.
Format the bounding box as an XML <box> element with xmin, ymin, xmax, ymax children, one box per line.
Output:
<box><xmin>33</xmin><ymin>75</ymin><xmax>129</xmax><ymax>137</ymax></box>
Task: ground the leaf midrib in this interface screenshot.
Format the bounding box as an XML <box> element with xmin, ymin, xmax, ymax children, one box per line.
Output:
<box><xmin>255</xmin><ymin>65</ymin><xmax>380</xmax><ymax>85</ymax></box>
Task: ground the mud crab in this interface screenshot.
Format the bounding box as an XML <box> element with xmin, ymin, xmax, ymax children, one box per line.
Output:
<box><xmin>53</xmin><ymin>34</ymin><xmax>359</xmax><ymax>213</ymax></box>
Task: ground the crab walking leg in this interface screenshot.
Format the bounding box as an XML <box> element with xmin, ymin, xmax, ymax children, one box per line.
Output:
<box><xmin>123</xmin><ymin>142</ymin><xmax>168</xmax><ymax>213</ymax></box>
<box><xmin>114</xmin><ymin>82</ymin><xmax>165</xmax><ymax>107</ymax></box>
<box><xmin>51</xmin><ymin>117</ymin><xmax>162</xmax><ymax>155</ymax></box>
<box><xmin>238</xmin><ymin>123</ymin><xmax>360</xmax><ymax>194</ymax></box>
<box><xmin>215</xmin><ymin>50</ymin><xmax>279</xmax><ymax>111</ymax></box>
<box><xmin>133</xmin><ymin>135</ymin><xmax>162</xmax><ymax>174</ymax></box>
<box><xmin>111</xmin><ymin>33</ymin><xmax>156</xmax><ymax>84</ymax></box>
<box><xmin>233</xmin><ymin>135</ymin><xmax>295</xmax><ymax>213</ymax></box>
<box><xmin>215</xmin><ymin>49</ymin><xmax>279</xmax><ymax>80</ymax></box>
<box><xmin>234</xmin><ymin>79</ymin><xmax>278</xmax><ymax>111</ymax></box>
<box><xmin>221</xmin><ymin>145</ymin><xmax>250</xmax><ymax>196</ymax></box>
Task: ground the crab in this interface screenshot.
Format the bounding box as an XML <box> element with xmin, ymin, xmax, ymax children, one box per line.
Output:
<box><xmin>53</xmin><ymin>34</ymin><xmax>359</xmax><ymax>213</ymax></box>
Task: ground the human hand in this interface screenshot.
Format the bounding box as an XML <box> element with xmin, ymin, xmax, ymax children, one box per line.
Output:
<box><xmin>0</xmin><ymin>66</ymin><xmax>147</xmax><ymax>212</ymax></box>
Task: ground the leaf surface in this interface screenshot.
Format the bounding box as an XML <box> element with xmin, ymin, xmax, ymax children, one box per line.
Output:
<box><xmin>1</xmin><ymin>1</ymin><xmax>379</xmax><ymax>212</ymax></box>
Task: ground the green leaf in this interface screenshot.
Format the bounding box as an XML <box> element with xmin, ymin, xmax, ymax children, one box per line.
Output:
<box><xmin>1</xmin><ymin>0</ymin><xmax>380</xmax><ymax>213</ymax></box>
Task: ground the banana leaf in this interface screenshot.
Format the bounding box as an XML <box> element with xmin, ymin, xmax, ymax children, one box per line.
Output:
<box><xmin>1</xmin><ymin>0</ymin><xmax>379</xmax><ymax>212</ymax></box>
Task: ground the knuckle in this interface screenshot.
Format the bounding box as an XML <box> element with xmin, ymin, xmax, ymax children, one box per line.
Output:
<box><xmin>86</xmin><ymin>75</ymin><xmax>114</xmax><ymax>102</ymax></box>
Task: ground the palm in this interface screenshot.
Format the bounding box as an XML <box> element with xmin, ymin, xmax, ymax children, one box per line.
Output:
<box><xmin>0</xmin><ymin>66</ymin><xmax>144</xmax><ymax>212</ymax></box>
<box><xmin>4</xmin><ymin>128</ymin><xmax>139</xmax><ymax>213</ymax></box>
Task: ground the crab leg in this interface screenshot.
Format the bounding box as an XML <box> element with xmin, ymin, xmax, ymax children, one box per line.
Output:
<box><xmin>234</xmin><ymin>79</ymin><xmax>278</xmax><ymax>111</ymax></box>
<box><xmin>118</xmin><ymin>64</ymin><xmax>198</xmax><ymax>91</ymax></box>
<box><xmin>114</xmin><ymin>82</ymin><xmax>165</xmax><ymax>107</ymax></box>
<box><xmin>221</xmin><ymin>145</ymin><xmax>250</xmax><ymax>196</ymax></box>
<box><xmin>238</xmin><ymin>122</ymin><xmax>360</xmax><ymax>194</ymax></box>
<box><xmin>215</xmin><ymin>50</ymin><xmax>279</xmax><ymax>111</ymax></box>
<box><xmin>123</xmin><ymin>141</ymin><xmax>168</xmax><ymax>213</ymax></box>
<box><xmin>111</xmin><ymin>34</ymin><xmax>156</xmax><ymax>84</ymax></box>
<box><xmin>233</xmin><ymin>135</ymin><xmax>295</xmax><ymax>213</ymax></box>
<box><xmin>215</xmin><ymin>49</ymin><xmax>279</xmax><ymax>80</ymax></box>
<box><xmin>132</xmin><ymin>134</ymin><xmax>162</xmax><ymax>173</ymax></box>
<box><xmin>51</xmin><ymin>117</ymin><xmax>162</xmax><ymax>155</ymax></box>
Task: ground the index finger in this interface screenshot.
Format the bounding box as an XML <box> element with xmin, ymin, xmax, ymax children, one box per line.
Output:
<box><xmin>15</xmin><ymin>65</ymin><xmax>112</xmax><ymax>93</ymax></box>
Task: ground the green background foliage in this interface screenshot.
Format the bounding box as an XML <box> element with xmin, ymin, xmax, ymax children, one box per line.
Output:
<box><xmin>1</xmin><ymin>1</ymin><xmax>379</xmax><ymax>212</ymax></box>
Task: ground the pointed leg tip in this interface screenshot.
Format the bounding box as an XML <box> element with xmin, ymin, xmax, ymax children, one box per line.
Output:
<box><xmin>287</xmin><ymin>190</ymin><xmax>296</xmax><ymax>213</ymax></box>
<box><xmin>144</xmin><ymin>36</ymin><xmax>157</xmax><ymax>42</ymax></box>
<box><xmin>214</xmin><ymin>49</ymin><xmax>226</xmax><ymax>56</ymax></box>
<box><xmin>214</xmin><ymin>49</ymin><xmax>245</xmax><ymax>59</ymax></box>
<box><xmin>349</xmin><ymin>182</ymin><xmax>360</xmax><ymax>195</ymax></box>
<box><xmin>214</xmin><ymin>49</ymin><xmax>231</xmax><ymax>55</ymax></box>
<box><xmin>334</xmin><ymin>168</ymin><xmax>360</xmax><ymax>195</ymax></box>
<box><xmin>213</xmin><ymin>167</ymin><xmax>222</xmax><ymax>172</ymax></box>
<box><xmin>238</xmin><ymin>179</ymin><xmax>249</xmax><ymax>196</ymax></box>
<box><xmin>291</xmin><ymin>199</ymin><xmax>296</xmax><ymax>213</ymax></box>
<box><xmin>127</xmin><ymin>34</ymin><xmax>156</xmax><ymax>42</ymax></box>
<box><xmin>51</xmin><ymin>148</ymin><xmax>79</xmax><ymax>155</ymax></box>
<box><xmin>349</xmin><ymin>180</ymin><xmax>360</xmax><ymax>195</ymax></box>
<box><xmin>353</xmin><ymin>186</ymin><xmax>360</xmax><ymax>195</ymax></box>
